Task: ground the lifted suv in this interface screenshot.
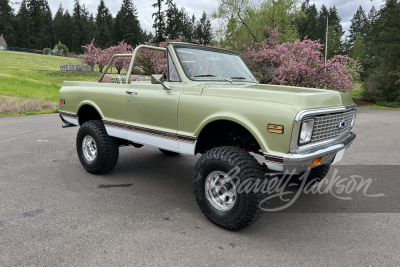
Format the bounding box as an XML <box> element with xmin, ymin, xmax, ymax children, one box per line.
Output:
<box><xmin>59</xmin><ymin>43</ymin><xmax>357</xmax><ymax>230</ymax></box>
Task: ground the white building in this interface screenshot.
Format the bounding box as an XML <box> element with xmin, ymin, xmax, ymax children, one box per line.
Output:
<box><xmin>0</xmin><ymin>34</ymin><xmax>8</xmax><ymax>50</ymax></box>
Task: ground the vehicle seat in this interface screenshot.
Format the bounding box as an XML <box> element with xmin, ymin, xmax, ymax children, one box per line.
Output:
<box><xmin>101</xmin><ymin>74</ymin><xmax>143</xmax><ymax>84</ymax></box>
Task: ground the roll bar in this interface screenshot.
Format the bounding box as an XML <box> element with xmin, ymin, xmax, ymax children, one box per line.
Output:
<box><xmin>98</xmin><ymin>45</ymin><xmax>167</xmax><ymax>84</ymax></box>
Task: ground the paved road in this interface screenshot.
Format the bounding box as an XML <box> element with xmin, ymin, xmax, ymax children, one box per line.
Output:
<box><xmin>0</xmin><ymin>108</ymin><xmax>399</xmax><ymax>266</ymax></box>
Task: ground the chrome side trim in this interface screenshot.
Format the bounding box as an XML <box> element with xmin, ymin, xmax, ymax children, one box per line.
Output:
<box><xmin>289</xmin><ymin>105</ymin><xmax>357</xmax><ymax>153</ymax></box>
<box><xmin>59</xmin><ymin>110</ymin><xmax>77</xmax><ymax>118</ymax></box>
<box><xmin>59</xmin><ymin>111</ymin><xmax>79</xmax><ymax>126</ymax></box>
<box><xmin>102</xmin><ymin>119</ymin><xmax>197</xmax><ymax>155</ymax></box>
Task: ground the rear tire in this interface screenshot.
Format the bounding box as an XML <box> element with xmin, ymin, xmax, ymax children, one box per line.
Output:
<box><xmin>76</xmin><ymin>120</ymin><xmax>119</xmax><ymax>174</ymax></box>
<box><xmin>193</xmin><ymin>146</ymin><xmax>266</xmax><ymax>231</ymax></box>
<box><xmin>159</xmin><ymin>148</ymin><xmax>180</xmax><ymax>156</ymax></box>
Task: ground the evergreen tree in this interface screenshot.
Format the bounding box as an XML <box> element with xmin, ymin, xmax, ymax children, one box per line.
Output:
<box><xmin>71</xmin><ymin>2</ymin><xmax>94</xmax><ymax>53</ymax></box>
<box><xmin>165</xmin><ymin>0</ymin><xmax>181</xmax><ymax>40</ymax></box>
<box><xmin>297</xmin><ymin>0</ymin><xmax>319</xmax><ymax>41</ymax></box>
<box><xmin>152</xmin><ymin>0</ymin><xmax>165</xmax><ymax>43</ymax></box>
<box><xmin>328</xmin><ymin>6</ymin><xmax>343</xmax><ymax>35</ymax></box>
<box><xmin>194</xmin><ymin>11</ymin><xmax>213</xmax><ymax>44</ymax></box>
<box><xmin>367</xmin><ymin>5</ymin><xmax>378</xmax><ymax>26</ymax></box>
<box><xmin>95</xmin><ymin>0</ymin><xmax>114</xmax><ymax>48</ymax></box>
<box><xmin>348</xmin><ymin>5</ymin><xmax>368</xmax><ymax>43</ymax></box>
<box><xmin>350</xmin><ymin>33</ymin><xmax>364</xmax><ymax>60</ymax></box>
<box><xmin>179</xmin><ymin>7</ymin><xmax>193</xmax><ymax>42</ymax></box>
<box><xmin>88</xmin><ymin>13</ymin><xmax>96</xmax><ymax>36</ymax></box>
<box><xmin>27</xmin><ymin>0</ymin><xmax>50</xmax><ymax>49</ymax></box>
<box><xmin>328</xmin><ymin>6</ymin><xmax>344</xmax><ymax>56</ymax></box>
<box><xmin>62</xmin><ymin>10</ymin><xmax>73</xmax><ymax>51</ymax></box>
<box><xmin>143</xmin><ymin>29</ymin><xmax>154</xmax><ymax>42</ymax></box>
<box><xmin>53</xmin><ymin>4</ymin><xmax>64</xmax><ymax>44</ymax></box>
<box><xmin>363</xmin><ymin>0</ymin><xmax>400</xmax><ymax>102</ymax></box>
<box><xmin>114</xmin><ymin>0</ymin><xmax>143</xmax><ymax>46</ymax></box>
<box><xmin>316</xmin><ymin>4</ymin><xmax>329</xmax><ymax>42</ymax></box>
<box><xmin>80</xmin><ymin>4</ymin><xmax>94</xmax><ymax>48</ymax></box>
<box><xmin>363</xmin><ymin>6</ymin><xmax>378</xmax><ymax>62</ymax></box>
<box><xmin>43</xmin><ymin>0</ymin><xmax>53</xmax><ymax>48</ymax></box>
<box><xmin>16</xmin><ymin>0</ymin><xmax>30</xmax><ymax>48</ymax></box>
<box><xmin>0</xmin><ymin>0</ymin><xmax>16</xmax><ymax>46</ymax></box>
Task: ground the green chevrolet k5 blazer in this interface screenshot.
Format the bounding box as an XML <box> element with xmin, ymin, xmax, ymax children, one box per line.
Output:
<box><xmin>59</xmin><ymin>42</ymin><xmax>357</xmax><ymax>230</ymax></box>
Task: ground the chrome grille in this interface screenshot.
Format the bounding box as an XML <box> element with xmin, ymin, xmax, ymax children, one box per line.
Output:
<box><xmin>311</xmin><ymin>110</ymin><xmax>355</xmax><ymax>143</ymax></box>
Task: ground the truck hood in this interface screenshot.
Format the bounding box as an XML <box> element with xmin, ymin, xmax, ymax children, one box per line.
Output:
<box><xmin>200</xmin><ymin>83</ymin><xmax>354</xmax><ymax>109</ymax></box>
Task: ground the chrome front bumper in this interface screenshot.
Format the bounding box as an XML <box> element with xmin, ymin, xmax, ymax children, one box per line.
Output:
<box><xmin>264</xmin><ymin>132</ymin><xmax>356</xmax><ymax>174</ymax></box>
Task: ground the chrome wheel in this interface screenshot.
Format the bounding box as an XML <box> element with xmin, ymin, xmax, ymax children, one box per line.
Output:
<box><xmin>82</xmin><ymin>135</ymin><xmax>97</xmax><ymax>162</ymax></box>
<box><xmin>205</xmin><ymin>171</ymin><xmax>237</xmax><ymax>211</ymax></box>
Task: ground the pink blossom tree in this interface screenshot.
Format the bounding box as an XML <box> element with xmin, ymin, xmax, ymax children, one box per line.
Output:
<box><xmin>80</xmin><ymin>38</ymin><xmax>231</xmax><ymax>77</ymax></box>
<box><xmin>80</xmin><ymin>39</ymin><xmax>101</xmax><ymax>68</ymax></box>
<box><xmin>102</xmin><ymin>41</ymin><xmax>134</xmax><ymax>74</ymax></box>
<box><xmin>241</xmin><ymin>27</ymin><xmax>357</xmax><ymax>92</ymax></box>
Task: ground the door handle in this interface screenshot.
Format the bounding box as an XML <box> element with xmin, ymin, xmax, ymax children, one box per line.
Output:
<box><xmin>126</xmin><ymin>90</ymin><xmax>137</xmax><ymax>95</ymax></box>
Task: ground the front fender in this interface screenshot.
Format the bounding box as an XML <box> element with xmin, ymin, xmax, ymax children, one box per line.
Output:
<box><xmin>178</xmin><ymin>94</ymin><xmax>300</xmax><ymax>156</ymax></box>
<box><xmin>194</xmin><ymin>113</ymin><xmax>267</xmax><ymax>152</ymax></box>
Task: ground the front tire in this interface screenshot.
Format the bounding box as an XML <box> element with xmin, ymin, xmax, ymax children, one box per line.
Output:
<box><xmin>193</xmin><ymin>146</ymin><xmax>266</xmax><ymax>231</ymax></box>
<box><xmin>76</xmin><ymin>120</ymin><xmax>119</xmax><ymax>174</ymax></box>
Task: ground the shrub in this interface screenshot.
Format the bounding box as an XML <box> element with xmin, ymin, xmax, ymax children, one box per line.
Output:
<box><xmin>362</xmin><ymin>65</ymin><xmax>400</xmax><ymax>103</ymax></box>
<box><xmin>53</xmin><ymin>43</ymin><xmax>69</xmax><ymax>56</ymax></box>
<box><xmin>43</xmin><ymin>48</ymin><xmax>52</xmax><ymax>55</ymax></box>
<box><xmin>376</xmin><ymin>101</ymin><xmax>400</xmax><ymax>108</ymax></box>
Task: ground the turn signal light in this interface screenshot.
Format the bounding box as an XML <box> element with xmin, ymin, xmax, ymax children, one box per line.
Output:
<box><xmin>310</xmin><ymin>156</ymin><xmax>323</xmax><ymax>167</ymax></box>
<box><xmin>267</xmin><ymin>124</ymin><xmax>284</xmax><ymax>134</ymax></box>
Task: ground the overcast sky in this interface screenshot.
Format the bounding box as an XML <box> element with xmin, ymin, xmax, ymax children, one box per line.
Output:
<box><xmin>13</xmin><ymin>0</ymin><xmax>383</xmax><ymax>36</ymax></box>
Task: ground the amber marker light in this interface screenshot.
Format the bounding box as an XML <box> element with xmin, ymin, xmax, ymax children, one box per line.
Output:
<box><xmin>310</xmin><ymin>156</ymin><xmax>323</xmax><ymax>167</ymax></box>
<box><xmin>267</xmin><ymin>124</ymin><xmax>284</xmax><ymax>134</ymax></box>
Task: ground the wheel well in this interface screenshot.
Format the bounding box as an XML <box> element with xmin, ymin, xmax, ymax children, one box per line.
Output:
<box><xmin>195</xmin><ymin>120</ymin><xmax>261</xmax><ymax>154</ymax></box>
<box><xmin>78</xmin><ymin>105</ymin><xmax>102</xmax><ymax>125</ymax></box>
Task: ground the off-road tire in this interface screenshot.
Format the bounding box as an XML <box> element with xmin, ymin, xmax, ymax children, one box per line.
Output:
<box><xmin>193</xmin><ymin>146</ymin><xmax>266</xmax><ymax>231</ymax></box>
<box><xmin>159</xmin><ymin>149</ymin><xmax>180</xmax><ymax>156</ymax></box>
<box><xmin>290</xmin><ymin>164</ymin><xmax>331</xmax><ymax>187</ymax></box>
<box><xmin>76</xmin><ymin>120</ymin><xmax>119</xmax><ymax>174</ymax></box>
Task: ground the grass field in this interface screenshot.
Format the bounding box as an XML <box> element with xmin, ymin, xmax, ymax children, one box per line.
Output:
<box><xmin>0</xmin><ymin>51</ymin><xmax>100</xmax><ymax>116</ymax></box>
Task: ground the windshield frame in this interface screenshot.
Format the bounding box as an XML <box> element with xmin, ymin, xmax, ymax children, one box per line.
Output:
<box><xmin>172</xmin><ymin>45</ymin><xmax>258</xmax><ymax>84</ymax></box>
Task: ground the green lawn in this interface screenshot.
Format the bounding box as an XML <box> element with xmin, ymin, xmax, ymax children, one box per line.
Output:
<box><xmin>0</xmin><ymin>51</ymin><xmax>100</xmax><ymax>101</ymax></box>
<box><xmin>0</xmin><ymin>51</ymin><xmax>100</xmax><ymax>116</ymax></box>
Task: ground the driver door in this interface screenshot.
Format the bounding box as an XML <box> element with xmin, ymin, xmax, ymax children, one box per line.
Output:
<box><xmin>125</xmin><ymin>52</ymin><xmax>183</xmax><ymax>151</ymax></box>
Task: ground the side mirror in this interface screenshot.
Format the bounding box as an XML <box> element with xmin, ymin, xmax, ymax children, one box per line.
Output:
<box><xmin>151</xmin><ymin>74</ymin><xmax>171</xmax><ymax>90</ymax></box>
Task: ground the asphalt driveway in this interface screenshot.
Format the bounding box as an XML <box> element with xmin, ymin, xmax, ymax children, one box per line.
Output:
<box><xmin>0</xmin><ymin>108</ymin><xmax>399</xmax><ymax>266</ymax></box>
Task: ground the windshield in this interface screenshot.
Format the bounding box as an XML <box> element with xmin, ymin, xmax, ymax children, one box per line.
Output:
<box><xmin>174</xmin><ymin>46</ymin><xmax>258</xmax><ymax>83</ymax></box>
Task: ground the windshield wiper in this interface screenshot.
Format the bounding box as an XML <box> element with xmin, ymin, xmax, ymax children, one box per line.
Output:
<box><xmin>194</xmin><ymin>74</ymin><xmax>233</xmax><ymax>84</ymax></box>
<box><xmin>231</xmin><ymin>77</ymin><xmax>258</xmax><ymax>83</ymax></box>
